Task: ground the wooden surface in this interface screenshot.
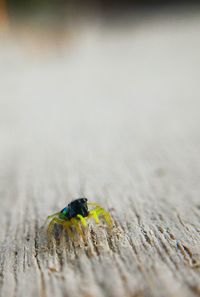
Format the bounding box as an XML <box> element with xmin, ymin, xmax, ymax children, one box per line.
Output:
<box><xmin>0</xmin><ymin>10</ymin><xmax>200</xmax><ymax>297</ymax></box>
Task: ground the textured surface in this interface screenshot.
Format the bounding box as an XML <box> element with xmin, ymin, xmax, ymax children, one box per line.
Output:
<box><xmin>0</xmin><ymin>9</ymin><xmax>200</xmax><ymax>297</ymax></box>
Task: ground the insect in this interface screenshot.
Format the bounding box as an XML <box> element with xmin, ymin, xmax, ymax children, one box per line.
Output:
<box><xmin>46</xmin><ymin>198</ymin><xmax>112</xmax><ymax>238</ymax></box>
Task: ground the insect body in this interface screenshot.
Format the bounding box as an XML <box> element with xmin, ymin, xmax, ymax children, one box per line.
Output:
<box><xmin>47</xmin><ymin>198</ymin><xmax>112</xmax><ymax>238</ymax></box>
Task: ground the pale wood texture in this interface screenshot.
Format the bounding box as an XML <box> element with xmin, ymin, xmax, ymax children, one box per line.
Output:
<box><xmin>0</xmin><ymin>9</ymin><xmax>200</xmax><ymax>297</ymax></box>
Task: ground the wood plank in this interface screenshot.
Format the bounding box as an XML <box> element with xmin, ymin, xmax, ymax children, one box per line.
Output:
<box><xmin>0</xmin><ymin>9</ymin><xmax>200</xmax><ymax>297</ymax></box>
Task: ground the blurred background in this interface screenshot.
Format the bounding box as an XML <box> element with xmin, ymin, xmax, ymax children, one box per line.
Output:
<box><xmin>0</xmin><ymin>0</ymin><xmax>200</xmax><ymax>202</ymax></box>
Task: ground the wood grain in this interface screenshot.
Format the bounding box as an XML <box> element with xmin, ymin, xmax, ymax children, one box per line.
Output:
<box><xmin>0</xmin><ymin>9</ymin><xmax>200</xmax><ymax>297</ymax></box>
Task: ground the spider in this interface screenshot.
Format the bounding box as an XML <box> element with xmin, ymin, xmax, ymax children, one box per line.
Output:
<box><xmin>46</xmin><ymin>198</ymin><xmax>112</xmax><ymax>238</ymax></box>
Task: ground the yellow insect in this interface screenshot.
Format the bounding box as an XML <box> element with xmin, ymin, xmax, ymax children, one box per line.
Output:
<box><xmin>46</xmin><ymin>198</ymin><xmax>112</xmax><ymax>238</ymax></box>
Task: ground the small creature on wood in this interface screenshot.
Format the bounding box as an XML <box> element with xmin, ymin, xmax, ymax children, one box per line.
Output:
<box><xmin>46</xmin><ymin>198</ymin><xmax>112</xmax><ymax>238</ymax></box>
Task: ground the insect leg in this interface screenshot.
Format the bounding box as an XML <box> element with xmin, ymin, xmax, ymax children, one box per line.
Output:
<box><xmin>47</xmin><ymin>212</ymin><xmax>61</xmax><ymax>220</ymax></box>
<box><xmin>77</xmin><ymin>214</ymin><xmax>88</xmax><ymax>227</ymax></box>
<box><xmin>88</xmin><ymin>202</ymin><xmax>102</xmax><ymax>208</ymax></box>
<box><xmin>95</xmin><ymin>207</ymin><xmax>113</xmax><ymax>227</ymax></box>
<box><xmin>71</xmin><ymin>218</ymin><xmax>85</xmax><ymax>238</ymax></box>
<box><xmin>44</xmin><ymin>212</ymin><xmax>60</xmax><ymax>226</ymax></box>
<box><xmin>47</xmin><ymin>217</ymin><xmax>58</xmax><ymax>238</ymax></box>
<box><xmin>63</xmin><ymin>221</ymin><xmax>74</xmax><ymax>238</ymax></box>
<box><xmin>88</xmin><ymin>209</ymin><xmax>100</xmax><ymax>224</ymax></box>
<box><xmin>47</xmin><ymin>217</ymin><xmax>73</xmax><ymax>238</ymax></box>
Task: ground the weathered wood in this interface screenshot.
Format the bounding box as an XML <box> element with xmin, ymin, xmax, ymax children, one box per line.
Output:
<box><xmin>0</xmin><ymin>9</ymin><xmax>200</xmax><ymax>297</ymax></box>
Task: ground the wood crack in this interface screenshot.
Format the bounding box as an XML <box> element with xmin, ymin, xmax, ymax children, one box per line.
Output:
<box><xmin>34</xmin><ymin>221</ymin><xmax>46</xmax><ymax>297</ymax></box>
